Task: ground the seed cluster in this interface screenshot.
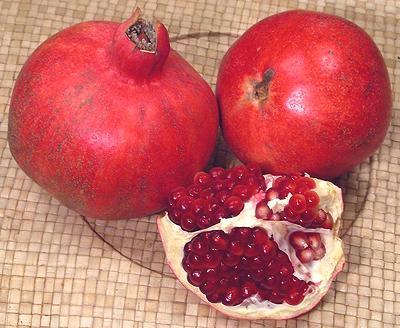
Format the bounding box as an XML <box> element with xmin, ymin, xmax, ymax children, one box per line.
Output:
<box><xmin>255</xmin><ymin>174</ymin><xmax>334</xmax><ymax>229</ymax></box>
<box><xmin>168</xmin><ymin>165</ymin><xmax>266</xmax><ymax>231</ymax></box>
<box><xmin>289</xmin><ymin>231</ymin><xmax>326</xmax><ymax>263</ymax></box>
<box><xmin>182</xmin><ymin>227</ymin><xmax>310</xmax><ymax>307</ymax></box>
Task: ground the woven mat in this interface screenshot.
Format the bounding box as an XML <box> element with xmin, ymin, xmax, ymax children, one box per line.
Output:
<box><xmin>0</xmin><ymin>0</ymin><xmax>399</xmax><ymax>327</ymax></box>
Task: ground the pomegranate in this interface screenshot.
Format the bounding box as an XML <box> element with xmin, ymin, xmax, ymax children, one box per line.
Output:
<box><xmin>158</xmin><ymin>165</ymin><xmax>344</xmax><ymax>319</ymax></box>
<box><xmin>8</xmin><ymin>8</ymin><xmax>218</xmax><ymax>219</ymax></box>
<box><xmin>216</xmin><ymin>10</ymin><xmax>391</xmax><ymax>179</ymax></box>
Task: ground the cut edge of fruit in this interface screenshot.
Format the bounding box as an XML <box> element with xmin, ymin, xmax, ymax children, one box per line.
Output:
<box><xmin>158</xmin><ymin>212</ymin><xmax>344</xmax><ymax>319</ymax></box>
<box><xmin>157</xmin><ymin>174</ymin><xmax>345</xmax><ymax>319</ymax></box>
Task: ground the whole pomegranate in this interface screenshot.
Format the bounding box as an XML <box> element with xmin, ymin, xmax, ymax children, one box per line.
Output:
<box><xmin>216</xmin><ymin>10</ymin><xmax>391</xmax><ymax>179</ymax></box>
<box><xmin>8</xmin><ymin>8</ymin><xmax>219</xmax><ymax>219</ymax></box>
<box><xmin>158</xmin><ymin>164</ymin><xmax>344</xmax><ymax>319</ymax></box>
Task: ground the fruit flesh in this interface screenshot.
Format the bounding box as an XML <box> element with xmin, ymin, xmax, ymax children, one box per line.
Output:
<box><xmin>216</xmin><ymin>10</ymin><xmax>391</xmax><ymax>178</ymax></box>
<box><xmin>8</xmin><ymin>11</ymin><xmax>218</xmax><ymax>219</ymax></box>
<box><xmin>158</xmin><ymin>173</ymin><xmax>345</xmax><ymax>320</ymax></box>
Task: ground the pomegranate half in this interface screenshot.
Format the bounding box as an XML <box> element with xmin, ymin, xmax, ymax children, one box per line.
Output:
<box><xmin>216</xmin><ymin>10</ymin><xmax>391</xmax><ymax>179</ymax></box>
<box><xmin>8</xmin><ymin>8</ymin><xmax>219</xmax><ymax>219</ymax></box>
<box><xmin>158</xmin><ymin>165</ymin><xmax>344</xmax><ymax>319</ymax></box>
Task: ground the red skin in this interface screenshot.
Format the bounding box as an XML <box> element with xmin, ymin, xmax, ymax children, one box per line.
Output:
<box><xmin>216</xmin><ymin>10</ymin><xmax>391</xmax><ymax>179</ymax></box>
<box><xmin>8</xmin><ymin>10</ymin><xmax>218</xmax><ymax>219</ymax></box>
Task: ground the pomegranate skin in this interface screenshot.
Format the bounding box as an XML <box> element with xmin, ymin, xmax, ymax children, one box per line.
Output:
<box><xmin>8</xmin><ymin>10</ymin><xmax>218</xmax><ymax>219</ymax></box>
<box><xmin>216</xmin><ymin>10</ymin><xmax>391</xmax><ymax>179</ymax></box>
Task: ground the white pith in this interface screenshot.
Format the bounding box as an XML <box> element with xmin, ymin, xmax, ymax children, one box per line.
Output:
<box><xmin>157</xmin><ymin>174</ymin><xmax>345</xmax><ymax>320</ymax></box>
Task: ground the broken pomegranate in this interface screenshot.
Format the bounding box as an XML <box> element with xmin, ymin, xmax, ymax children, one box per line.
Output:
<box><xmin>158</xmin><ymin>165</ymin><xmax>344</xmax><ymax>319</ymax></box>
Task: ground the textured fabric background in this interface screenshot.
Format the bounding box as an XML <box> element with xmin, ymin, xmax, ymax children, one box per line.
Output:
<box><xmin>0</xmin><ymin>0</ymin><xmax>399</xmax><ymax>327</ymax></box>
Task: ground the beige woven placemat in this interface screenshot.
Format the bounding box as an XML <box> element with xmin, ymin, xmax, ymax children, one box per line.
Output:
<box><xmin>0</xmin><ymin>0</ymin><xmax>399</xmax><ymax>327</ymax></box>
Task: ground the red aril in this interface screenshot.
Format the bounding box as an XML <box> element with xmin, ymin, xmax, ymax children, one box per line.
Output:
<box><xmin>8</xmin><ymin>8</ymin><xmax>218</xmax><ymax>219</ymax></box>
<box><xmin>159</xmin><ymin>170</ymin><xmax>345</xmax><ymax>320</ymax></box>
<box><xmin>216</xmin><ymin>10</ymin><xmax>391</xmax><ymax>179</ymax></box>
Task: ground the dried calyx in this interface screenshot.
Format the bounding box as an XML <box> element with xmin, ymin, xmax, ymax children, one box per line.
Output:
<box><xmin>158</xmin><ymin>165</ymin><xmax>345</xmax><ymax>320</ymax></box>
<box><xmin>126</xmin><ymin>19</ymin><xmax>156</xmax><ymax>52</ymax></box>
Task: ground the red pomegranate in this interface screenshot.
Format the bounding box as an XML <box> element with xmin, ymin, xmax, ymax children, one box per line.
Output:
<box><xmin>158</xmin><ymin>164</ymin><xmax>344</xmax><ymax>319</ymax></box>
<box><xmin>216</xmin><ymin>10</ymin><xmax>391</xmax><ymax>179</ymax></box>
<box><xmin>8</xmin><ymin>8</ymin><xmax>219</xmax><ymax>219</ymax></box>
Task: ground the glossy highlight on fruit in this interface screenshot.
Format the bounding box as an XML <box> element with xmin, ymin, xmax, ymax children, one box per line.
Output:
<box><xmin>216</xmin><ymin>10</ymin><xmax>391</xmax><ymax>178</ymax></box>
<box><xmin>158</xmin><ymin>169</ymin><xmax>345</xmax><ymax>320</ymax></box>
<box><xmin>8</xmin><ymin>8</ymin><xmax>218</xmax><ymax>219</ymax></box>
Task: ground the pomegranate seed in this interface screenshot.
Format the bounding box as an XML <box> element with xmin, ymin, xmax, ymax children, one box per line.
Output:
<box><xmin>282</xmin><ymin>206</ymin><xmax>298</xmax><ymax>222</ymax></box>
<box><xmin>209</xmin><ymin>231</ymin><xmax>229</xmax><ymax>250</ymax></box>
<box><xmin>229</xmin><ymin>274</ymin><xmax>242</xmax><ymax>286</ymax></box>
<box><xmin>180</xmin><ymin>214</ymin><xmax>197</xmax><ymax>231</ymax></box>
<box><xmin>222</xmin><ymin>252</ymin><xmax>240</xmax><ymax>267</ymax></box>
<box><xmin>253</xmin><ymin>228</ymin><xmax>270</xmax><ymax>245</ymax></box>
<box><xmin>278</xmin><ymin>276</ymin><xmax>293</xmax><ymax>294</ymax></box>
<box><xmin>244</xmin><ymin>243</ymin><xmax>260</xmax><ymax>257</ymax></box>
<box><xmin>240</xmin><ymin>281</ymin><xmax>257</xmax><ymax>298</ymax></box>
<box><xmin>260</xmin><ymin>240</ymin><xmax>278</xmax><ymax>257</ymax></box>
<box><xmin>282</xmin><ymin>180</ymin><xmax>297</xmax><ymax>193</ymax></box>
<box><xmin>207</xmin><ymin>292</ymin><xmax>222</xmax><ymax>303</ymax></box>
<box><xmin>168</xmin><ymin>186</ymin><xmax>186</xmax><ymax>205</ymax></box>
<box><xmin>228</xmin><ymin>240</ymin><xmax>245</xmax><ymax>256</ymax></box>
<box><xmin>199</xmin><ymin>188</ymin><xmax>214</xmax><ymax>200</ymax></box>
<box><xmin>222</xmin><ymin>287</ymin><xmax>241</xmax><ymax>306</ymax></box>
<box><xmin>289</xmin><ymin>231</ymin><xmax>309</xmax><ymax>250</ymax></box>
<box><xmin>233</xmin><ymin>165</ymin><xmax>248</xmax><ymax>181</ymax></box>
<box><xmin>268</xmin><ymin>290</ymin><xmax>284</xmax><ymax>304</ymax></box>
<box><xmin>302</xmin><ymin>208</ymin><xmax>318</xmax><ymax>223</ymax></box>
<box><xmin>211</xmin><ymin>178</ymin><xmax>226</xmax><ymax>192</ymax></box>
<box><xmin>204</xmin><ymin>252</ymin><xmax>221</xmax><ymax>269</ymax></box>
<box><xmin>200</xmin><ymin>280</ymin><xmax>217</xmax><ymax>294</ymax></box>
<box><xmin>209</xmin><ymin>167</ymin><xmax>226</xmax><ymax>179</ymax></box>
<box><xmin>273</xmin><ymin>176</ymin><xmax>286</xmax><ymax>189</ymax></box>
<box><xmin>186</xmin><ymin>184</ymin><xmax>201</xmax><ymax>198</ymax></box>
<box><xmin>250</xmin><ymin>256</ymin><xmax>265</xmax><ymax>269</ymax></box>
<box><xmin>168</xmin><ymin>207</ymin><xmax>181</xmax><ymax>224</ymax></box>
<box><xmin>288</xmin><ymin>194</ymin><xmax>307</xmax><ymax>214</ymax></box>
<box><xmin>294</xmin><ymin>184</ymin><xmax>309</xmax><ymax>194</ymax></box>
<box><xmin>321</xmin><ymin>212</ymin><xmax>334</xmax><ymax>229</ymax></box>
<box><xmin>231</xmin><ymin>227</ymin><xmax>251</xmax><ymax>241</ymax></box>
<box><xmin>212</xmin><ymin>207</ymin><xmax>228</xmax><ymax>221</ymax></box>
<box><xmin>175</xmin><ymin>196</ymin><xmax>193</xmax><ymax>212</ymax></box>
<box><xmin>224</xmin><ymin>196</ymin><xmax>244</xmax><ymax>216</ymax></box>
<box><xmin>307</xmin><ymin>233</ymin><xmax>321</xmax><ymax>250</ymax></box>
<box><xmin>204</xmin><ymin>268</ymin><xmax>218</xmax><ymax>282</ymax></box>
<box><xmin>191</xmin><ymin>237</ymin><xmax>209</xmax><ymax>256</ymax></box>
<box><xmin>265</xmin><ymin>187</ymin><xmax>279</xmax><ymax>201</ymax></box>
<box><xmin>232</xmin><ymin>184</ymin><xmax>251</xmax><ymax>201</ymax></box>
<box><xmin>313</xmin><ymin>243</ymin><xmax>326</xmax><ymax>260</ymax></box>
<box><xmin>304</xmin><ymin>190</ymin><xmax>320</xmax><ymax>209</ymax></box>
<box><xmin>191</xmin><ymin>198</ymin><xmax>205</xmax><ymax>215</ymax></box>
<box><xmin>225</xmin><ymin>178</ymin><xmax>236</xmax><ymax>191</ymax></box>
<box><xmin>197</xmin><ymin>215</ymin><xmax>214</xmax><ymax>229</ymax></box>
<box><xmin>248</xmin><ymin>268</ymin><xmax>265</xmax><ymax>282</ymax></box>
<box><xmin>194</xmin><ymin>172</ymin><xmax>212</xmax><ymax>187</ymax></box>
<box><xmin>184</xmin><ymin>242</ymin><xmax>192</xmax><ymax>255</ymax></box>
<box><xmin>296</xmin><ymin>248</ymin><xmax>315</xmax><ymax>263</ymax></box>
<box><xmin>187</xmin><ymin>253</ymin><xmax>202</xmax><ymax>269</ymax></box>
<box><xmin>278</xmin><ymin>188</ymin><xmax>291</xmax><ymax>199</ymax></box>
<box><xmin>205</xmin><ymin>198</ymin><xmax>219</xmax><ymax>212</ymax></box>
<box><xmin>182</xmin><ymin>258</ymin><xmax>191</xmax><ymax>272</ymax></box>
<box><xmin>215</xmin><ymin>190</ymin><xmax>230</xmax><ymax>205</ymax></box>
<box><xmin>279</xmin><ymin>264</ymin><xmax>294</xmax><ymax>276</ymax></box>
<box><xmin>285</xmin><ymin>290</ymin><xmax>305</xmax><ymax>305</ymax></box>
<box><xmin>188</xmin><ymin>270</ymin><xmax>204</xmax><ymax>286</ymax></box>
<box><xmin>255</xmin><ymin>200</ymin><xmax>272</xmax><ymax>220</ymax></box>
<box><xmin>296</xmin><ymin>176</ymin><xmax>316</xmax><ymax>190</ymax></box>
<box><xmin>261</xmin><ymin>275</ymin><xmax>278</xmax><ymax>290</ymax></box>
